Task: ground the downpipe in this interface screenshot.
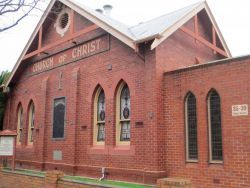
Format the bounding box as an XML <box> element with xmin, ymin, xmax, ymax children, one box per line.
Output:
<box><xmin>99</xmin><ymin>167</ymin><xmax>105</xmax><ymax>181</ymax></box>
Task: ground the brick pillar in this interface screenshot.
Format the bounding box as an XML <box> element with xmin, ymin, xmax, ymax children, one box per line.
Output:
<box><xmin>71</xmin><ymin>67</ymin><xmax>79</xmax><ymax>175</ymax></box>
<box><xmin>157</xmin><ymin>178</ymin><xmax>193</xmax><ymax>188</ymax></box>
<box><xmin>40</xmin><ymin>77</ymin><xmax>49</xmax><ymax>170</ymax></box>
<box><xmin>45</xmin><ymin>170</ymin><xmax>64</xmax><ymax>188</ymax></box>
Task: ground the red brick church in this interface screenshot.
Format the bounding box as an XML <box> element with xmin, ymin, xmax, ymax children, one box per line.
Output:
<box><xmin>1</xmin><ymin>0</ymin><xmax>249</xmax><ymax>187</ymax></box>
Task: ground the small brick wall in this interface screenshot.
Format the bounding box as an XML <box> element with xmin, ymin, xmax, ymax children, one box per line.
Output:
<box><xmin>0</xmin><ymin>170</ymin><xmax>44</xmax><ymax>188</ymax></box>
<box><xmin>157</xmin><ymin>178</ymin><xmax>193</xmax><ymax>188</ymax></box>
<box><xmin>0</xmin><ymin>170</ymin><xmax>100</xmax><ymax>188</ymax></box>
<box><xmin>0</xmin><ymin>168</ymin><xmax>193</xmax><ymax>188</ymax></box>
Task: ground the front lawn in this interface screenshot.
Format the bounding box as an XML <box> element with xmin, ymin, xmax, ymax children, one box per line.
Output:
<box><xmin>3</xmin><ymin>168</ymin><xmax>154</xmax><ymax>188</ymax></box>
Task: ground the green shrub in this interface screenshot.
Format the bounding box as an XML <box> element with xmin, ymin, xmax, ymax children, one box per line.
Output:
<box><xmin>0</xmin><ymin>71</ymin><xmax>10</xmax><ymax>130</ymax></box>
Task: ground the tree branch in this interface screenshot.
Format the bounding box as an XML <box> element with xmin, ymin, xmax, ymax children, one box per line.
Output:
<box><xmin>0</xmin><ymin>0</ymin><xmax>13</xmax><ymax>13</ymax></box>
<box><xmin>0</xmin><ymin>0</ymin><xmax>40</xmax><ymax>32</ymax></box>
<box><xmin>0</xmin><ymin>0</ymin><xmax>42</xmax><ymax>32</ymax></box>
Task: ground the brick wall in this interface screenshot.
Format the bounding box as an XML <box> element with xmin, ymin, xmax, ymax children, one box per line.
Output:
<box><xmin>0</xmin><ymin>170</ymin><xmax>44</xmax><ymax>188</ymax></box>
<box><xmin>0</xmin><ymin>170</ymin><xmax>105</xmax><ymax>188</ymax></box>
<box><xmin>4</xmin><ymin>27</ymin><xmax>164</xmax><ymax>183</ymax></box>
<box><xmin>163</xmin><ymin>57</ymin><xmax>250</xmax><ymax>188</ymax></box>
<box><xmin>151</xmin><ymin>14</ymin><xmax>222</xmax><ymax>174</ymax></box>
<box><xmin>0</xmin><ymin>169</ymin><xmax>193</xmax><ymax>188</ymax></box>
<box><xmin>2</xmin><ymin>4</ymin><xmax>227</xmax><ymax>185</ymax></box>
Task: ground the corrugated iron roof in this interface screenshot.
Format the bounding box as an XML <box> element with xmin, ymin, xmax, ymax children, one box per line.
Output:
<box><xmin>71</xmin><ymin>0</ymin><xmax>205</xmax><ymax>42</ymax></box>
<box><xmin>70</xmin><ymin>0</ymin><xmax>136</xmax><ymax>40</ymax></box>
<box><xmin>70</xmin><ymin>0</ymin><xmax>230</xmax><ymax>55</ymax></box>
<box><xmin>129</xmin><ymin>2</ymin><xmax>202</xmax><ymax>41</ymax></box>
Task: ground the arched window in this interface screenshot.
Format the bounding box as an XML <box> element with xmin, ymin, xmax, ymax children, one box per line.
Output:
<box><xmin>116</xmin><ymin>83</ymin><xmax>130</xmax><ymax>145</ymax></box>
<box><xmin>208</xmin><ymin>90</ymin><xmax>223</xmax><ymax>162</ymax></box>
<box><xmin>185</xmin><ymin>92</ymin><xmax>198</xmax><ymax>161</ymax></box>
<box><xmin>28</xmin><ymin>102</ymin><xmax>35</xmax><ymax>145</ymax></box>
<box><xmin>17</xmin><ymin>105</ymin><xmax>23</xmax><ymax>145</ymax></box>
<box><xmin>93</xmin><ymin>87</ymin><xmax>105</xmax><ymax>145</ymax></box>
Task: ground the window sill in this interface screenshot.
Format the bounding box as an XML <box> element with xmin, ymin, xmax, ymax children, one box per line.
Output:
<box><xmin>51</xmin><ymin>138</ymin><xmax>65</xmax><ymax>141</ymax></box>
<box><xmin>25</xmin><ymin>145</ymin><xmax>33</xmax><ymax>149</ymax></box>
<box><xmin>209</xmin><ymin>160</ymin><xmax>223</xmax><ymax>165</ymax></box>
<box><xmin>186</xmin><ymin>159</ymin><xmax>198</xmax><ymax>163</ymax></box>
<box><xmin>185</xmin><ymin>161</ymin><xmax>198</xmax><ymax>169</ymax></box>
<box><xmin>16</xmin><ymin>145</ymin><xmax>34</xmax><ymax>151</ymax></box>
<box><xmin>109</xmin><ymin>145</ymin><xmax>135</xmax><ymax>156</ymax></box>
<box><xmin>208</xmin><ymin>161</ymin><xmax>224</xmax><ymax>170</ymax></box>
<box><xmin>87</xmin><ymin>145</ymin><xmax>135</xmax><ymax>156</ymax></box>
<box><xmin>87</xmin><ymin>145</ymin><xmax>108</xmax><ymax>155</ymax></box>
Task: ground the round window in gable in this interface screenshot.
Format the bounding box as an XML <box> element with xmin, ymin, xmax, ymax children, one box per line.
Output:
<box><xmin>55</xmin><ymin>8</ymin><xmax>71</xmax><ymax>37</ymax></box>
<box><xmin>60</xmin><ymin>13</ymin><xmax>69</xmax><ymax>29</ymax></box>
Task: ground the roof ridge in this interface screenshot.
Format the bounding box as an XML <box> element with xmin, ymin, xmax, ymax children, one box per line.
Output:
<box><xmin>129</xmin><ymin>0</ymin><xmax>204</xmax><ymax>29</ymax></box>
<box><xmin>70</xmin><ymin>0</ymin><xmax>130</xmax><ymax>27</ymax></box>
<box><xmin>69</xmin><ymin>0</ymin><xmax>136</xmax><ymax>40</ymax></box>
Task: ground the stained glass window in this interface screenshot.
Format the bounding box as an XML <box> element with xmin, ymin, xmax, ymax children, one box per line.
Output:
<box><xmin>185</xmin><ymin>93</ymin><xmax>198</xmax><ymax>160</ymax></box>
<box><xmin>28</xmin><ymin>102</ymin><xmax>35</xmax><ymax>143</ymax></box>
<box><xmin>120</xmin><ymin>84</ymin><xmax>130</xmax><ymax>141</ymax></box>
<box><xmin>209</xmin><ymin>90</ymin><xmax>223</xmax><ymax>161</ymax></box>
<box><xmin>97</xmin><ymin>90</ymin><xmax>105</xmax><ymax>141</ymax></box>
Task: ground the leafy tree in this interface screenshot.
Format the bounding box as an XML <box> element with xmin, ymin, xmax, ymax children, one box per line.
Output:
<box><xmin>0</xmin><ymin>71</ymin><xmax>10</xmax><ymax>130</ymax></box>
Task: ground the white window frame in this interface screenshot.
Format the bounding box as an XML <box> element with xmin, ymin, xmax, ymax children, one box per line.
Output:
<box><xmin>17</xmin><ymin>105</ymin><xmax>23</xmax><ymax>145</ymax></box>
<box><xmin>27</xmin><ymin>102</ymin><xmax>35</xmax><ymax>146</ymax></box>
<box><xmin>93</xmin><ymin>87</ymin><xmax>105</xmax><ymax>146</ymax></box>
<box><xmin>116</xmin><ymin>82</ymin><xmax>130</xmax><ymax>146</ymax></box>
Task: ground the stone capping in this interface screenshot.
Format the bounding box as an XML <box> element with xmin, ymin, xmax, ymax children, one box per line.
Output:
<box><xmin>164</xmin><ymin>54</ymin><xmax>250</xmax><ymax>75</ymax></box>
<box><xmin>157</xmin><ymin>178</ymin><xmax>193</xmax><ymax>188</ymax></box>
<box><xmin>1</xmin><ymin>168</ymin><xmax>45</xmax><ymax>178</ymax></box>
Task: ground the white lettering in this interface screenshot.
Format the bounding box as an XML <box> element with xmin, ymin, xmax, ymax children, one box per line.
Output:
<box><xmin>32</xmin><ymin>57</ymin><xmax>54</xmax><ymax>73</ymax></box>
<box><xmin>90</xmin><ymin>41</ymin><xmax>96</xmax><ymax>52</ymax></box>
<box><xmin>59</xmin><ymin>54</ymin><xmax>67</xmax><ymax>64</ymax></box>
<box><xmin>71</xmin><ymin>38</ymin><xmax>102</xmax><ymax>59</ymax></box>
<box><xmin>95</xmin><ymin>39</ymin><xmax>101</xmax><ymax>50</ymax></box>
<box><xmin>232</xmin><ymin>104</ymin><xmax>248</xmax><ymax>116</ymax></box>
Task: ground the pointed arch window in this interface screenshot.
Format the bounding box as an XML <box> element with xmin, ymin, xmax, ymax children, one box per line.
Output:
<box><xmin>120</xmin><ymin>85</ymin><xmax>130</xmax><ymax>141</ymax></box>
<box><xmin>17</xmin><ymin>105</ymin><xmax>23</xmax><ymax>145</ymax></box>
<box><xmin>185</xmin><ymin>92</ymin><xmax>198</xmax><ymax>161</ymax></box>
<box><xmin>97</xmin><ymin>89</ymin><xmax>105</xmax><ymax>142</ymax></box>
<box><xmin>93</xmin><ymin>88</ymin><xmax>105</xmax><ymax>145</ymax></box>
<box><xmin>28</xmin><ymin>102</ymin><xmax>35</xmax><ymax>145</ymax></box>
<box><xmin>208</xmin><ymin>90</ymin><xmax>223</xmax><ymax>162</ymax></box>
<box><xmin>116</xmin><ymin>83</ymin><xmax>130</xmax><ymax>145</ymax></box>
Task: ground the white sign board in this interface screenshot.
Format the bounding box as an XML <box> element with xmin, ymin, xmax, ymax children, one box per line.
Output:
<box><xmin>232</xmin><ymin>104</ymin><xmax>248</xmax><ymax>116</ymax></box>
<box><xmin>0</xmin><ymin>136</ymin><xmax>14</xmax><ymax>156</ymax></box>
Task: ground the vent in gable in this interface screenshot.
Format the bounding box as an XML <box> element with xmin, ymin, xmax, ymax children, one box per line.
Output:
<box><xmin>55</xmin><ymin>7</ymin><xmax>71</xmax><ymax>37</ymax></box>
<box><xmin>60</xmin><ymin>13</ymin><xmax>69</xmax><ymax>29</ymax></box>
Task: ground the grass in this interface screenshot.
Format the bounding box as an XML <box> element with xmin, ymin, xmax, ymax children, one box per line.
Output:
<box><xmin>63</xmin><ymin>175</ymin><xmax>153</xmax><ymax>188</ymax></box>
<box><xmin>3</xmin><ymin>168</ymin><xmax>45</xmax><ymax>177</ymax></box>
<box><xmin>2</xmin><ymin>168</ymin><xmax>154</xmax><ymax>188</ymax></box>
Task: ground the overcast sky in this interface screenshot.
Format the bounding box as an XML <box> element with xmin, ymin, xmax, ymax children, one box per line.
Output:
<box><xmin>0</xmin><ymin>0</ymin><xmax>250</xmax><ymax>72</ymax></box>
